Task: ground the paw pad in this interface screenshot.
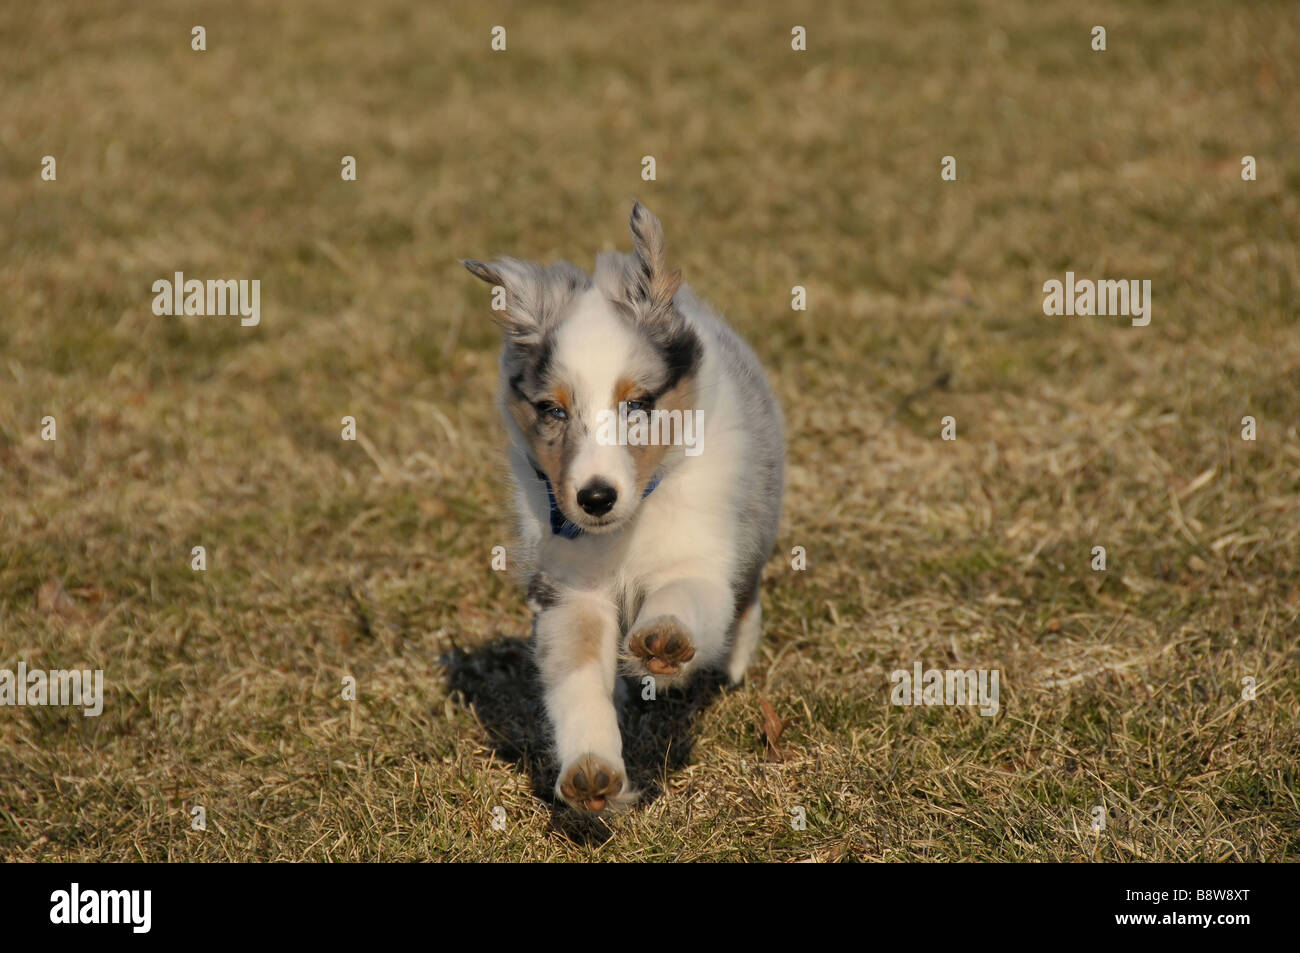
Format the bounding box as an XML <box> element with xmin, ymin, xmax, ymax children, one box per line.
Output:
<box><xmin>557</xmin><ymin>753</ymin><xmax>626</xmax><ymax>813</ymax></box>
<box><xmin>626</xmin><ymin>616</ymin><xmax>696</xmax><ymax>676</ymax></box>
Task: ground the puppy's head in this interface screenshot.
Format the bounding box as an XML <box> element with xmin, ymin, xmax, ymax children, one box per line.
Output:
<box><xmin>463</xmin><ymin>201</ymin><xmax>700</xmax><ymax>533</ymax></box>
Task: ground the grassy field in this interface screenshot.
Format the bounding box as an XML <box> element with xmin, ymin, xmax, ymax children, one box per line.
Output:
<box><xmin>1</xmin><ymin>0</ymin><xmax>1297</xmax><ymax>861</ymax></box>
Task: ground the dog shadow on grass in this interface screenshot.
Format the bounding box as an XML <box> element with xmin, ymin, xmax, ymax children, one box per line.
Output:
<box><xmin>442</xmin><ymin>633</ymin><xmax>727</xmax><ymax>843</ymax></box>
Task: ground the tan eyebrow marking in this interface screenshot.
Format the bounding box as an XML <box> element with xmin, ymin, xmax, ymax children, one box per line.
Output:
<box><xmin>614</xmin><ymin>377</ymin><xmax>639</xmax><ymax>404</ymax></box>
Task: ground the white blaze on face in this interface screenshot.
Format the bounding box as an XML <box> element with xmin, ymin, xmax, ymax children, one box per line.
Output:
<box><xmin>553</xmin><ymin>289</ymin><xmax>638</xmax><ymax>511</ymax></box>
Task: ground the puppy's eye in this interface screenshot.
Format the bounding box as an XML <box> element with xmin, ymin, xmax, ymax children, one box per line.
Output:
<box><xmin>536</xmin><ymin>402</ymin><xmax>568</xmax><ymax>421</ymax></box>
<box><xmin>625</xmin><ymin>398</ymin><xmax>653</xmax><ymax>414</ymax></box>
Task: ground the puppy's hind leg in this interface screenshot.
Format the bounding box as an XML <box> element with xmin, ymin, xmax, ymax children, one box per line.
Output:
<box><xmin>725</xmin><ymin>587</ymin><xmax>762</xmax><ymax>686</ymax></box>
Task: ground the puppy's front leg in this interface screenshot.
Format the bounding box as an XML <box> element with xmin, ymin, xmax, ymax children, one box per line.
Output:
<box><xmin>533</xmin><ymin>588</ymin><xmax>630</xmax><ymax>812</ymax></box>
<box><xmin>625</xmin><ymin>576</ymin><xmax>733</xmax><ymax>682</ymax></box>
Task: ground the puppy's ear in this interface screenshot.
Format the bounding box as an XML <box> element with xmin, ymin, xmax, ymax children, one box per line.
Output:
<box><xmin>462</xmin><ymin>258</ymin><xmax>504</xmax><ymax>287</ymax></box>
<box><xmin>627</xmin><ymin>201</ymin><xmax>682</xmax><ymax>323</ymax></box>
<box><xmin>462</xmin><ymin>257</ymin><xmax>588</xmax><ymax>346</ymax></box>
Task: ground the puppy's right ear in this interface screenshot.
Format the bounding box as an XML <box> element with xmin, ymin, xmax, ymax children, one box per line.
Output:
<box><xmin>462</xmin><ymin>258</ymin><xmax>502</xmax><ymax>286</ymax></box>
<box><xmin>461</xmin><ymin>257</ymin><xmax>544</xmax><ymax>345</ymax></box>
<box><xmin>462</xmin><ymin>257</ymin><xmax>590</xmax><ymax>347</ymax></box>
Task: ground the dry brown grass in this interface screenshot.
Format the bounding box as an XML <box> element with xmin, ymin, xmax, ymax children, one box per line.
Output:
<box><xmin>0</xmin><ymin>0</ymin><xmax>1297</xmax><ymax>861</ymax></box>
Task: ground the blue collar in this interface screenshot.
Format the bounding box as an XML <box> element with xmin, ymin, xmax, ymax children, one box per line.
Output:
<box><xmin>532</xmin><ymin>466</ymin><xmax>662</xmax><ymax>539</ymax></box>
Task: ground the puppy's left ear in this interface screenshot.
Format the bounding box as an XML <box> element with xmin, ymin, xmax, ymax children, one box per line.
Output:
<box><xmin>628</xmin><ymin>201</ymin><xmax>683</xmax><ymax>323</ymax></box>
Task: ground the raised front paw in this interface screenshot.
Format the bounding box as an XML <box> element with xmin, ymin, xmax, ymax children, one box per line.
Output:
<box><xmin>556</xmin><ymin>753</ymin><xmax>628</xmax><ymax>813</ymax></box>
<box><xmin>625</xmin><ymin>615</ymin><xmax>697</xmax><ymax>676</ymax></box>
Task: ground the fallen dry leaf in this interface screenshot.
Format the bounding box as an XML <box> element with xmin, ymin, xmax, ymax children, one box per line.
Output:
<box><xmin>758</xmin><ymin>697</ymin><xmax>792</xmax><ymax>761</ymax></box>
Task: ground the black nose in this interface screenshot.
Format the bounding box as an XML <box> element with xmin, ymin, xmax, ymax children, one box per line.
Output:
<box><xmin>577</xmin><ymin>481</ymin><xmax>617</xmax><ymax>516</ymax></box>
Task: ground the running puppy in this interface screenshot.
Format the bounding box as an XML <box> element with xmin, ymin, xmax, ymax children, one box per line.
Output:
<box><xmin>462</xmin><ymin>202</ymin><xmax>784</xmax><ymax>812</ymax></box>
